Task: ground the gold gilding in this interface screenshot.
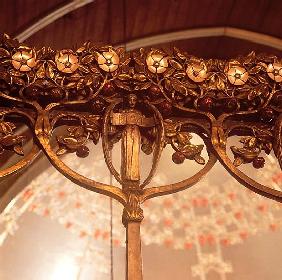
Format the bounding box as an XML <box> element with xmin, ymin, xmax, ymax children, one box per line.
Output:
<box><xmin>55</xmin><ymin>51</ymin><xmax>79</xmax><ymax>73</ymax></box>
<box><xmin>227</xmin><ymin>66</ymin><xmax>249</xmax><ymax>85</ymax></box>
<box><xmin>146</xmin><ymin>51</ymin><xmax>168</xmax><ymax>74</ymax></box>
<box><xmin>97</xmin><ymin>50</ymin><xmax>119</xmax><ymax>72</ymax></box>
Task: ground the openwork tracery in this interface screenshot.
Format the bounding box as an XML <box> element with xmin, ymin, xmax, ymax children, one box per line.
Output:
<box><xmin>0</xmin><ymin>32</ymin><xmax>281</xmax><ymax>279</ymax></box>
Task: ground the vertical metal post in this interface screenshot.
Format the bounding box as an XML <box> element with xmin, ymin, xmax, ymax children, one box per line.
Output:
<box><xmin>122</xmin><ymin>191</ymin><xmax>144</xmax><ymax>280</ymax></box>
<box><xmin>126</xmin><ymin>221</ymin><xmax>143</xmax><ymax>280</ymax></box>
<box><xmin>110</xmin><ymin>94</ymin><xmax>146</xmax><ymax>280</ymax></box>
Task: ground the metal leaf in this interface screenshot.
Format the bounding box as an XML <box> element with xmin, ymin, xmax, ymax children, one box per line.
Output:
<box><xmin>84</xmin><ymin>75</ymin><xmax>93</xmax><ymax>86</ymax></box>
<box><xmin>121</xmin><ymin>57</ymin><xmax>131</xmax><ymax>66</ymax></box>
<box><xmin>134</xmin><ymin>82</ymin><xmax>151</xmax><ymax>91</ymax></box>
<box><xmin>118</xmin><ymin>73</ymin><xmax>131</xmax><ymax>80</ymax></box>
<box><xmin>194</xmin><ymin>154</ymin><xmax>205</xmax><ymax>165</ymax></box>
<box><xmin>248</xmin><ymin>76</ymin><xmax>259</xmax><ymax>85</ymax></box>
<box><xmin>173</xmin><ymin>71</ymin><xmax>186</xmax><ymax>79</ymax></box>
<box><xmin>0</xmin><ymin>47</ymin><xmax>10</xmax><ymax>58</ymax></box>
<box><xmin>171</xmin><ymin>78</ymin><xmax>188</xmax><ymax>95</ymax></box>
<box><xmin>0</xmin><ymin>135</ymin><xmax>19</xmax><ymax>146</ymax></box>
<box><xmin>249</xmin><ymin>66</ymin><xmax>263</xmax><ymax>74</ymax></box>
<box><xmin>173</xmin><ymin>47</ymin><xmax>187</xmax><ymax>61</ymax></box>
<box><xmin>46</xmin><ymin>65</ymin><xmax>55</xmax><ymax>79</ymax></box>
<box><xmin>164</xmin><ymin>79</ymin><xmax>172</xmax><ymax>91</ymax></box>
<box><xmin>163</xmin><ymin>68</ymin><xmax>175</xmax><ymax>78</ymax></box>
<box><xmin>0</xmin><ymin>121</ymin><xmax>16</xmax><ymax>134</ymax></box>
<box><xmin>36</xmin><ymin>65</ymin><xmax>45</xmax><ymax>78</ymax></box>
<box><xmin>133</xmin><ymin>73</ymin><xmax>147</xmax><ymax>81</ymax></box>
<box><xmin>76</xmin><ymin>46</ymin><xmax>86</xmax><ymax>53</ymax></box>
<box><xmin>13</xmin><ymin>144</ymin><xmax>24</xmax><ymax>155</ymax></box>
<box><xmin>56</xmin><ymin>147</ymin><xmax>68</xmax><ymax>156</ymax></box>
<box><xmin>68</xmin><ymin>73</ymin><xmax>82</xmax><ymax>81</ymax></box>
<box><xmin>257</xmin><ymin>75</ymin><xmax>268</xmax><ymax>84</ymax></box>
<box><xmin>169</xmin><ymin>59</ymin><xmax>183</xmax><ymax>70</ymax></box>
<box><xmin>65</xmin><ymin>82</ymin><xmax>77</xmax><ymax>89</ymax></box>
<box><xmin>81</xmin><ymin>54</ymin><xmax>94</xmax><ymax>64</ymax></box>
<box><xmin>114</xmin><ymin>79</ymin><xmax>131</xmax><ymax>91</ymax></box>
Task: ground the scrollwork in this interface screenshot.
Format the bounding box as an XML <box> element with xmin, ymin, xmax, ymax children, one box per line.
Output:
<box><xmin>0</xmin><ymin>31</ymin><xmax>281</xmax><ymax>207</ymax></box>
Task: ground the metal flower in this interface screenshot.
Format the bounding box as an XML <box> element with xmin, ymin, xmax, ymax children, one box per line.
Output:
<box><xmin>55</xmin><ymin>50</ymin><xmax>79</xmax><ymax>73</ymax></box>
<box><xmin>146</xmin><ymin>51</ymin><xmax>168</xmax><ymax>74</ymax></box>
<box><xmin>267</xmin><ymin>62</ymin><xmax>282</xmax><ymax>82</ymax></box>
<box><xmin>186</xmin><ymin>60</ymin><xmax>207</xmax><ymax>82</ymax></box>
<box><xmin>227</xmin><ymin>66</ymin><xmax>249</xmax><ymax>86</ymax></box>
<box><xmin>11</xmin><ymin>48</ymin><xmax>37</xmax><ymax>72</ymax></box>
<box><xmin>97</xmin><ymin>50</ymin><xmax>119</xmax><ymax>72</ymax></box>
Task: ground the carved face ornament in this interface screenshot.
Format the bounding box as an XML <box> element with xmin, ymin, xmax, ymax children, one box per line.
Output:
<box><xmin>128</xmin><ymin>94</ymin><xmax>137</xmax><ymax>108</ymax></box>
<box><xmin>267</xmin><ymin>62</ymin><xmax>282</xmax><ymax>82</ymax></box>
<box><xmin>186</xmin><ymin>60</ymin><xmax>208</xmax><ymax>82</ymax></box>
<box><xmin>97</xmin><ymin>50</ymin><xmax>120</xmax><ymax>72</ymax></box>
<box><xmin>55</xmin><ymin>50</ymin><xmax>79</xmax><ymax>73</ymax></box>
<box><xmin>227</xmin><ymin>66</ymin><xmax>249</xmax><ymax>85</ymax></box>
<box><xmin>11</xmin><ymin>48</ymin><xmax>37</xmax><ymax>72</ymax></box>
<box><xmin>146</xmin><ymin>51</ymin><xmax>169</xmax><ymax>74</ymax></box>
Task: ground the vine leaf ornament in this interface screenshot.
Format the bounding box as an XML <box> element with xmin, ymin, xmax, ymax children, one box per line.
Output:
<box><xmin>56</xmin><ymin>116</ymin><xmax>101</xmax><ymax>157</ymax></box>
<box><xmin>0</xmin><ymin>31</ymin><xmax>281</xmax><ymax>210</ymax></box>
<box><xmin>0</xmin><ymin>120</ymin><xmax>25</xmax><ymax>155</ymax></box>
<box><xmin>230</xmin><ymin>126</ymin><xmax>273</xmax><ymax>169</ymax></box>
<box><xmin>164</xmin><ymin>119</ymin><xmax>206</xmax><ymax>165</ymax></box>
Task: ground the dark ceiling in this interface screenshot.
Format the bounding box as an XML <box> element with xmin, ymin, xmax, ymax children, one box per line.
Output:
<box><xmin>0</xmin><ymin>0</ymin><xmax>281</xmax><ymax>58</ymax></box>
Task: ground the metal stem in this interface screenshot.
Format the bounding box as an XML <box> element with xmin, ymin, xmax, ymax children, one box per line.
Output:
<box><xmin>126</xmin><ymin>221</ymin><xmax>143</xmax><ymax>280</ymax></box>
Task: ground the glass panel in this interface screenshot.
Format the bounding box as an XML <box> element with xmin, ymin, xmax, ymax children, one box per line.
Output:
<box><xmin>141</xmin><ymin>162</ymin><xmax>282</xmax><ymax>279</ymax></box>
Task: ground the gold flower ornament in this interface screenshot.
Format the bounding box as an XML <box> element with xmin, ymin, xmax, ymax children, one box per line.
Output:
<box><xmin>186</xmin><ymin>60</ymin><xmax>208</xmax><ymax>82</ymax></box>
<box><xmin>11</xmin><ymin>48</ymin><xmax>37</xmax><ymax>72</ymax></box>
<box><xmin>267</xmin><ymin>62</ymin><xmax>282</xmax><ymax>82</ymax></box>
<box><xmin>55</xmin><ymin>50</ymin><xmax>79</xmax><ymax>73</ymax></box>
<box><xmin>97</xmin><ymin>49</ymin><xmax>120</xmax><ymax>72</ymax></box>
<box><xmin>146</xmin><ymin>51</ymin><xmax>168</xmax><ymax>74</ymax></box>
<box><xmin>227</xmin><ymin>66</ymin><xmax>249</xmax><ymax>85</ymax></box>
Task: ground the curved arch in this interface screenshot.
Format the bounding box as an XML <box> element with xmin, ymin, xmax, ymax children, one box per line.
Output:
<box><xmin>16</xmin><ymin>0</ymin><xmax>95</xmax><ymax>42</ymax></box>
<box><xmin>211</xmin><ymin>124</ymin><xmax>282</xmax><ymax>203</ymax></box>
<box><xmin>142</xmin><ymin>151</ymin><xmax>217</xmax><ymax>202</ymax></box>
<box><xmin>121</xmin><ymin>27</ymin><xmax>282</xmax><ymax>51</ymax></box>
<box><xmin>38</xmin><ymin>133</ymin><xmax>127</xmax><ymax>205</ymax></box>
<box><xmin>0</xmin><ymin>144</ymin><xmax>40</xmax><ymax>178</ymax></box>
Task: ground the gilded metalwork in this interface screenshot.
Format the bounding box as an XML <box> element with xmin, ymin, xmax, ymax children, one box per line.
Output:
<box><xmin>146</xmin><ymin>50</ymin><xmax>169</xmax><ymax>73</ymax></box>
<box><xmin>0</xmin><ymin>32</ymin><xmax>282</xmax><ymax>280</ymax></box>
<box><xmin>55</xmin><ymin>50</ymin><xmax>79</xmax><ymax>74</ymax></box>
<box><xmin>97</xmin><ymin>48</ymin><xmax>120</xmax><ymax>72</ymax></box>
<box><xmin>164</xmin><ymin>119</ymin><xmax>205</xmax><ymax>164</ymax></box>
<box><xmin>267</xmin><ymin>62</ymin><xmax>282</xmax><ymax>82</ymax></box>
<box><xmin>186</xmin><ymin>58</ymin><xmax>208</xmax><ymax>83</ymax></box>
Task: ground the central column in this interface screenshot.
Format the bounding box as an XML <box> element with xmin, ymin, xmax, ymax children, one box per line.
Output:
<box><xmin>121</xmin><ymin>122</ymin><xmax>144</xmax><ymax>280</ymax></box>
<box><xmin>111</xmin><ymin>93</ymin><xmax>144</xmax><ymax>280</ymax></box>
<box><xmin>123</xmin><ymin>194</ymin><xmax>143</xmax><ymax>280</ymax></box>
<box><xmin>126</xmin><ymin>222</ymin><xmax>143</xmax><ymax>280</ymax></box>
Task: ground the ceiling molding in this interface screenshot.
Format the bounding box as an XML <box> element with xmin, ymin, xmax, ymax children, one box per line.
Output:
<box><xmin>14</xmin><ymin>0</ymin><xmax>282</xmax><ymax>52</ymax></box>
<box><xmin>122</xmin><ymin>27</ymin><xmax>282</xmax><ymax>51</ymax></box>
<box><xmin>16</xmin><ymin>0</ymin><xmax>94</xmax><ymax>43</ymax></box>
